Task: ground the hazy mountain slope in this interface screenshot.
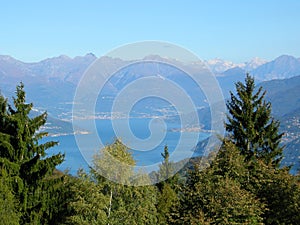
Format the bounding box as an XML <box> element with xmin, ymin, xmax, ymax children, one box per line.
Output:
<box><xmin>252</xmin><ymin>55</ymin><xmax>300</xmax><ymax>81</ymax></box>
<box><xmin>216</xmin><ymin>67</ymin><xmax>246</xmax><ymax>98</ymax></box>
<box><xmin>262</xmin><ymin>75</ymin><xmax>300</xmax><ymax>117</ymax></box>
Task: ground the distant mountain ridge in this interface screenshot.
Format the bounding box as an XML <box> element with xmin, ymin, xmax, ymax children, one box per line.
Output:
<box><xmin>1</xmin><ymin>53</ymin><xmax>300</xmax><ymax>76</ymax></box>
<box><xmin>252</xmin><ymin>55</ymin><xmax>300</xmax><ymax>80</ymax></box>
<box><xmin>206</xmin><ymin>55</ymin><xmax>300</xmax><ymax>81</ymax></box>
<box><xmin>1</xmin><ymin>53</ymin><xmax>300</xmax><ymax>173</ymax></box>
<box><xmin>1</xmin><ymin>53</ymin><xmax>300</xmax><ymax>117</ymax></box>
<box><xmin>0</xmin><ymin>53</ymin><xmax>300</xmax><ymax>106</ymax></box>
<box><xmin>205</xmin><ymin>57</ymin><xmax>267</xmax><ymax>74</ymax></box>
<box><xmin>0</xmin><ymin>53</ymin><xmax>96</xmax><ymax>83</ymax></box>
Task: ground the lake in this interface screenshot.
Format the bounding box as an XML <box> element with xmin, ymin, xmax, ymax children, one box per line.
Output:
<box><xmin>46</xmin><ymin>118</ymin><xmax>209</xmax><ymax>174</ymax></box>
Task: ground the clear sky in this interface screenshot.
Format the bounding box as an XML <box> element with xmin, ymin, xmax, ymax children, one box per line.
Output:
<box><xmin>0</xmin><ymin>0</ymin><xmax>299</xmax><ymax>62</ymax></box>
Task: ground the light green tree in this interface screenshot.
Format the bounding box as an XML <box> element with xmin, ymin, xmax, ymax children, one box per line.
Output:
<box><xmin>246</xmin><ymin>160</ymin><xmax>300</xmax><ymax>224</ymax></box>
<box><xmin>92</xmin><ymin>139</ymin><xmax>158</xmax><ymax>225</ymax></box>
<box><xmin>174</xmin><ymin>143</ymin><xmax>264</xmax><ymax>224</ymax></box>
<box><xmin>93</xmin><ymin>138</ymin><xmax>135</xmax><ymax>185</ymax></box>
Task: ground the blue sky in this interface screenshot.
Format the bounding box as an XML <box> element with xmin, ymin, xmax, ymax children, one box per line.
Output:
<box><xmin>0</xmin><ymin>0</ymin><xmax>299</xmax><ymax>62</ymax></box>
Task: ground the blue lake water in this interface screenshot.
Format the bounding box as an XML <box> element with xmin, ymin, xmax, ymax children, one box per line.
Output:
<box><xmin>46</xmin><ymin>118</ymin><xmax>209</xmax><ymax>174</ymax></box>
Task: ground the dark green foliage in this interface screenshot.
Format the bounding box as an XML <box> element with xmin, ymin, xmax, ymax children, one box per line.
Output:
<box><xmin>40</xmin><ymin>170</ymin><xmax>71</xmax><ymax>225</ymax></box>
<box><xmin>226</xmin><ymin>74</ymin><xmax>284</xmax><ymax>167</ymax></box>
<box><xmin>0</xmin><ymin>171</ymin><xmax>20</xmax><ymax>224</ymax></box>
<box><xmin>0</xmin><ymin>83</ymin><xmax>64</xmax><ymax>224</ymax></box>
<box><xmin>223</xmin><ymin>75</ymin><xmax>300</xmax><ymax>224</ymax></box>
<box><xmin>156</xmin><ymin>182</ymin><xmax>178</xmax><ymax>225</ymax></box>
<box><xmin>62</xmin><ymin>170</ymin><xmax>108</xmax><ymax>225</ymax></box>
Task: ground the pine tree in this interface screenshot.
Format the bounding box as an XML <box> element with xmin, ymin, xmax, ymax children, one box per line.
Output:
<box><xmin>226</xmin><ymin>74</ymin><xmax>284</xmax><ymax>167</ymax></box>
<box><xmin>0</xmin><ymin>83</ymin><xmax>64</xmax><ymax>224</ymax></box>
<box><xmin>158</xmin><ymin>145</ymin><xmax>174</xmax><ymax>181</ymax></box>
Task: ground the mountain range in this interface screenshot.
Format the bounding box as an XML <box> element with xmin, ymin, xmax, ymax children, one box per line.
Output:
<box><xmin>0</xmin><ymin>54</ymin><xmax>297</xmax><ymax>108</ymax></box>
<box><xmin>0</xmin><ymin>53</ymin><xmax>300</xmax><ymax>172</ymax></box>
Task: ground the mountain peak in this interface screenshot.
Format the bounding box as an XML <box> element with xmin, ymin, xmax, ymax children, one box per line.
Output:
<box><xmin>0</xmin><ymin>55</ymin><xmax>24</xmax><ymax>64</ymax></box>
<box><xmin>273</xmin><ymin>55</ymin><xmax>299</xmax><ymax>64</ymax></box>
<box><xmin>58</xmin><ymin>54</ymin><xmax>71</xmax><ymax>60</ymax></box>
<box><xmin>143</xmin><ymin>54</ymin><xmax>166</xmax><ymax>61</ymax></box>
<box><xmin>205</xmin><ymin>58</ymin><xmax>244</xmax><ymax>74</ymax></box>
<box><xmin>252</xmin><ymin>55</ymin><xmax>300</xmax><ymax>80</ymax></box>
<box><xmin>243</xmin><ymin>57</ymin><xmax>268</xmax><ymax>71</ymax></box>
<box><xmin>85</xmin><ymin>53</ymin><xmax>97</xmax><ymax>58</ymax></box>
<box><xmin>0</xmin><ymin>55</ymin><xmax>15</xmax><ymax>61</ymax></box>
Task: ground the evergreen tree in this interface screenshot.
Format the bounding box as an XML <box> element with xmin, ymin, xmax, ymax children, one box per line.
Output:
<box><xmin>63</xmin><ymin>170</ymin><xmax>108</xmax><ymax>225</ymax></box>
<box><xmin>226</xmin><ymin>74</ymin><xmax>284</xmax><ymax>167</ymax></box>
<box><xmin>0</xmin><ymin>170</ymin><xmax>20</xmax><ymax>225</ymax></box>
<box><xmin>157</xmin><ymin>145</ymin><xmax>182</xmax><ymax>185</ymax></box>
<box><xmin>156</xmin><ymin>145</ymin><xmax>179</xmax><ymax>224</ymax></box>
<box><xmin>160</xmin><ymin>145</ymin><xmax>171</xmax><ymax>180</ymax></box>
<box><xmin>0</xmin><ymin>83</ymin><xmax>64</xmax><ymax>224</ymax></box>
<box><xmin>40</xmin><ymin>170</ymin><xmax>70</xmax><ymax>225</ymax></box>
<box><xmin>156</xmin><ymin>183</ymin><xmax>178</xmax><ymax>225</ymax></box>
